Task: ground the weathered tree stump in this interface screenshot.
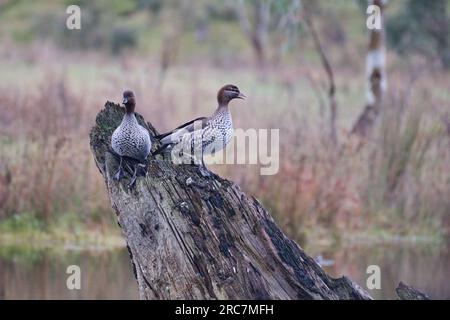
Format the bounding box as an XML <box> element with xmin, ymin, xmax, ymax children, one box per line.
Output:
<box><xmin>89</xmin><ymin>102</ymin><xmax>427</xmax><ymax>300</ymax></box>
<box><xmin>396</xmin><ymin>282</ymin><xmax>430</xmax><ymax>300</ymax></box>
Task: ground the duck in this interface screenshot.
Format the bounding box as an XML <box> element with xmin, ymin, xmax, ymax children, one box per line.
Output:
<box><xmin>111</xmin><ymin>90</ymin><xmax>151</xmax><ymax>187</ymax></box>
<box><xmin>154</xmin><ymin>84</ymin><xmax>245</xmax><ymax>176</ymax></box>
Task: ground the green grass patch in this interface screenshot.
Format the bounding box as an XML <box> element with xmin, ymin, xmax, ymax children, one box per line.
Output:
<box><xmin>0</xmin><ymin>212</ymin><xmax>125</xmax><ymax>250</ymax></box>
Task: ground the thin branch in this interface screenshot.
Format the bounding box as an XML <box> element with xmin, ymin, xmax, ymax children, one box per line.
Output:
<box><xmin>302</xmin><ymin>9</ymin><xmax>338</xmax><ymax>144</ymax></box>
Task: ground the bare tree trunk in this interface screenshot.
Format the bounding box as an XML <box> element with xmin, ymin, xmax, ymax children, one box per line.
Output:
<box><xmin>158</xmin><ymin>29</ymin><xmax>181</xmax><ymax>90</ymax></box>
<box><xmin>303</xmin><ymin>9</ymin><xmax>338</xmax><ymax>145</ymax></box>
<box><xmin>237</xmin><ymin>0</ymin><xmax>271</xmax><ymax>69</ymax></box>
<box><xmin>157</xmin><ymin>7</ymin><xmax>184</xmax><ymax>90</ymax></box>
<box><xmin>444</xmin><ymin>114</ymin><xmax>450</xmax><ymax>138</ymax></box>
<box><xmin>351</xmin><ymin>0</ymin><xmax>387</xmax><ymax>137</ymax></box>
<box><xmin>90</xmin><ymin>102</ymin><xmax>431</xmax><ymax>300</ymax></box>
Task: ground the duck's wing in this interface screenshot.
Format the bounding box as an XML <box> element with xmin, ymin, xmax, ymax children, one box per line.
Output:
<box><xmin>156</xmin><ymin>117</ymin><xmax>209</xmax><ymax>145</ymax></box>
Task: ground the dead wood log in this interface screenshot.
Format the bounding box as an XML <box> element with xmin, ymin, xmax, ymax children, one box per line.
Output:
<box><xmin>90</xmin><ymin>101</ymin><xmax>374</xmax><ymax>300</ymax></box>
<box><xmin>396</xmin><ymin>282</ymin><xmax>430</xmax><ymax>300</ymax></box>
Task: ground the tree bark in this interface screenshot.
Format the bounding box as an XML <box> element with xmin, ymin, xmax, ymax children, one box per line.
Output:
<box><xmin>396</xmin><ymin>282</ymin><xmax>430</xmax><ymax>300</ymax></box>
<box><xmin>89</xmin><ymin>102</ymin><xmax>428</xmax><ymax>300</ymax></box>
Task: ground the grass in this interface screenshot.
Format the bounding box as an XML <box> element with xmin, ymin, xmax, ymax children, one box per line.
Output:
<box><xmin>0</xmin><ymin>212</ymin><xmax>125</xmax><ymax>250</ymax></box>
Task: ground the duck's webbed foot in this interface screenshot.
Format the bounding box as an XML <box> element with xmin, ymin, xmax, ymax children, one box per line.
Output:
<box><xmin>113</xmin><ymin>167</ymin><xmax>124</xmax><ymax>181</ymax></box>
<box><xmin>127</xmin><ymin>164</ymin><xmax>138</xmax><ymax>189</ymax></box>
<box><xmin>199</xmin><ymin>166</ymin><xmax>212</xmax><ymax>177</ymax></box>
<box><xmin>198</xmin><ymin>159</ymin><xmax>213</xmax><ymax>178</ymax></box>
<box><xmin>136</xmin><ymin>162</ymin><xmax>148</xmax><ymax>177</ymax></box>
<box><xmin>113</xmin><ymin>156</ymin><xmax>124</xmax><ymax>181</ymax></box>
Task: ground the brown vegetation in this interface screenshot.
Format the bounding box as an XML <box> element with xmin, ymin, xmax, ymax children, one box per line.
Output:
<box><xmin>0</xmin><ymin>1</ymin><xmax>449</xmax><ymax>244</ymax></box>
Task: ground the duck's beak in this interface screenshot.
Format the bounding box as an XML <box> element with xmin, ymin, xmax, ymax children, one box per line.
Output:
<box><xmin>237</xmin><ymin>92</ymin><xmax>246</xmax><ymax>99</ymax></box>
<box><xmin>122</xmin><ymin>97</ymin><xmax>128</xmax><ymax>104</ymax></box>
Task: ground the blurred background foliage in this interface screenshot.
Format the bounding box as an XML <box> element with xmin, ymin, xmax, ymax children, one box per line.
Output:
<box><xmin>0</xmin><ymin>0</ymin><xmax>449</xmax><ymax>246</ymax></box>
<box><xmin>1</xmin><ymin>0</ymin><xmax>449</xmax><ymax>66</ymax></box>
<box><xmin>387</xmin><ymin>0</ymin><xmax>450</xmax><ymax>68</ymax></box>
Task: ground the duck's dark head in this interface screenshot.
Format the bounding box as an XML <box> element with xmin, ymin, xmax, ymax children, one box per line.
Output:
<box><xmin>217</xmin><ymin>84</ymin><xmax>245</xmax><ymax>106</ymax></box>
<box><xmin>122</xmin><ymin>90</ymin><xmax>136</xmax><ymax>113</ymax></box>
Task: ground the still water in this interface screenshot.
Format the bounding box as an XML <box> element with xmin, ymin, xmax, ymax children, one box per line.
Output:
<box><xmin>0</xmin><ymin>243</ymin><xmax>448</xmax><ymax>299</ymax></box>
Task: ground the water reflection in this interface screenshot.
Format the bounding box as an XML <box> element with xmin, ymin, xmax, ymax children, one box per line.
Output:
<box><xmin>315</xmin><ymin>244</ymin><xmax>450</xmax><ymax>299</ymax></box>
<box><xmin>0</xmin><ymin>246</ymin><xmax>138</xmax><ymax>299</ymax></box>
<box><xmin>0</xmin><ymin>243</ymin><xmax>448</xmax><ymax>299</ymax></box>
